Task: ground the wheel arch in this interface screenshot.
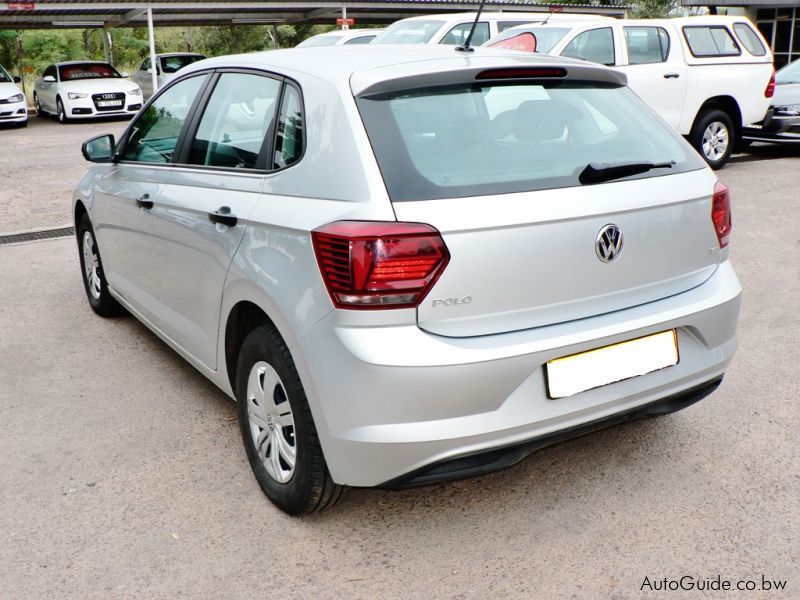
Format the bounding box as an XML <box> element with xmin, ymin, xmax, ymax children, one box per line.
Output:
<box><xmin>690</xmin><ymin>96</ymin><xmax>743</xmax><ymax>139</ymax></box>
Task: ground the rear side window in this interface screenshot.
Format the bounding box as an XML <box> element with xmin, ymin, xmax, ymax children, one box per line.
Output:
<box><xmin>344</xmin><ymin>35</ymin><xmax>376</xmax><ymax>45</ymax></box>
<box><xmin>272</xmin><ymin>84</ymin><xmax>304</xmax><ymax>170</ymax></box>
<box><xmin>123</xmin><ymin>75</ymin><xmax>206</xmax><ymax>163</ymax></box>
<box><xmin>357</xmin><ymin>81</ymin><xmax>704</xmax><ymax>202</ymax></box>
<box><xmin>187</xmin><ymin>72</ymin><xmax>281</xmax><ymax>170</ymax></box>
<box><xmin>440</xmin><ymin>22</ymin><xmax>490</xmax><ymax>46</ymax></box>
<box><xmin>373</xmin><ymin>20</ymin><xmax>445</xmax><ymax>44</ymax></box>
<box><xmin>624</xmin><ymin>27</ymin><xmax>670</xmax><ymax>64</ymax></box>
<box><xmin>733</xmin><ymin>23</ymin><xmax>767</xmax><ymax>56</ymax></box>
<box><xmin>561</xmin><ymin>28</ymin><xmax>615</xmax><ymax>66</ymax></box>
<box><xmin>683</xmin><ymin>26</ymin><xmax>741</xmax><ymax>57</ymax></box>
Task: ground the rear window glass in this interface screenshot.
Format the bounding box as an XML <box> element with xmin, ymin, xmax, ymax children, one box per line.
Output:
<box><xmin>59</xmin><ymin>63</ymin><xmax>121</xmax><ymax>81</ymax></box>
<box><xmin>357</xmin><ymin>81</ymin><xmax>703</xmax><ymax>202</ymax></box>
<box><xmin>683</xmin><ymin>26</ymin><xmax>741</xmax><ymax>57</ymax></box>
<box><xmin>373</xmin><ymin>20</ymin><xmax>445</xmax><ymax>44</ymax></box>
<box><xmin>732</xmin><ymin>23</ymin><xmax>767</xmax><ymax>56</ymax></box>
<box><xmin>486</xmin><ymin>27</ymin><xmax>570</xmax><ymax>53</ymax></box>
<box><xmin>624</xmin><ymin>27</ymin><xmax>670</xmax><ymax>64</ymax></box>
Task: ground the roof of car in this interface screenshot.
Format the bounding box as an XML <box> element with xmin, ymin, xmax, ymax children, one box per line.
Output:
<box><xmin>157</xmin><ymin>52</ymin><xmax>206</xmax><ymax>57</ymax></box>
<box><xmin>180</xmin><ymin>44</ymin><xmax>624</xmax><ymax>93</ymax></box>
<box><xmin>55</xmin><ymin>60</ymin><xmax>112</xmax><ymax>66</ymax></box>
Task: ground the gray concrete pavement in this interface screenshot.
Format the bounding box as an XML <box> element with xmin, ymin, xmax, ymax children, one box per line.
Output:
<box><xmin>0</xmin><ymin>121</ymin><xmax>798</xmax><ymax>598</ymax></box>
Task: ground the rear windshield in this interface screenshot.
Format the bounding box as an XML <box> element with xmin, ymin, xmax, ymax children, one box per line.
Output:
<box><xmin>160</xmin><ymin>55</ymin><xmax>205</xmax><ymax>74</ymax></box>
<box><xmin>59</xmin><ymin>63</ymin><xmax>121</xmax><ymax>81</ymax></box>
<box><xmin>776</xmin><ymin>58</ymin><xmax>800</xmax><ymax>83</ymax></box>
<box><xmin>486</xmin><ymin>27</ymin><xmax>571</xmax><ymax>53</ymax></box>
<box><xmin>372</xmin><ymin>20</ymin><xmax>445</xmax><ymax>44</ymax></box>
<box><xmin>357</xmin><ymin>81</ymin><xmax>704</xmax><ymax>202</ymax></box>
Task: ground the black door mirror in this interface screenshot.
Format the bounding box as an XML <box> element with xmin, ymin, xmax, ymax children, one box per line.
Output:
<box><xmin>13</xmin><ymin>76</ymin><xmax>21</xmax><ymax>83</ymax></box>
<box><xmin>82</xmin><ymin>134</ymin><xmax>116</xmax><ymax>163</ymax></box>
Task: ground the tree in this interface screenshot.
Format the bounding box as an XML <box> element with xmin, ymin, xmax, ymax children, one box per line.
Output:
<box><xmin>631</xmin><ymin>0</ymin><xmax>678</xmax><ymax>18</ymax></box>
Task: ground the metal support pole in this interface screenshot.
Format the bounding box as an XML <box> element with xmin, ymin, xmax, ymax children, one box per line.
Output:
<box><xmin>272</xmin><ymin>24</ymin><xmax>278</xmax><ymax>49</ymax></box>
<box><xmin>147</xmin><ymin>5</ymin><xmax>158</xmax><ymax>94</ymax></box>
<box><xmin>102</xmin><ymin>28</ymin><xmax>113</xmax><ymax>65</ymax></box>
<box><xmin>342</xmin><ymin>5</ymin><xmax>348</xmax><ymax>31</ymax></box>
<box><xmin>16</xmin><ymin>36</ymin><xmax>25</xmax><ymax>97</ymax></box>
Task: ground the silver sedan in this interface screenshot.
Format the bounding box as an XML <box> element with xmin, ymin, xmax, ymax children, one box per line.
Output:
<box><xmin>74</xmin><ymin>45</ymin><xmax>740</xmax><ymax>514</ymax></box>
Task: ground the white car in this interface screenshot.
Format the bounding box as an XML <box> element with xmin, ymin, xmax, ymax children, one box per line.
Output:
<box><xmin>132</xmin><ymin>53</ymin><xmax>206</xmax><ymax>99</ymax></box>
<box><xmin>33</xmin><ymin>61</ymin><xmax>143</xmax><ymax>123</ymax></box>
<box><xmin>373</xmin><ymin>12</ymin><xmax>613</xmax><ymax>47</ymax></box>
<box><xmin>486</xmin><ymin>16</ymin><xmax>775</xmax><ymax>168</ymax></box>
<box><xmin>0</xmin><ymin>64</ymin><xmax>27</xmax><ymax>127</ymax></box>
<box><xmin>296</xmin><ymin>28</ymin><xmax>384</xmax><ymax>48</ymax></box>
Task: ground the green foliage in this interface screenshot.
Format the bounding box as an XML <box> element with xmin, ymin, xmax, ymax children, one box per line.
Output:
<box><xmin>631</xmin><ymin>0</ymin><xmax>678</xmax><ymax>18</ymax></box>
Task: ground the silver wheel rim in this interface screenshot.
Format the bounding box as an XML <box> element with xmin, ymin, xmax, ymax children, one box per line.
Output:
<box><xmin>82</xmin><ymin>230</ymin><xmax>102</xmax><ymax>300</ymax></box>
<box><xmin>701</xmin><ymin>121</ymin><xmax>729</xmax><ymax>161</ymax></box>
<box><xmin>34</xmin><ymin>95</ymin><xmax>40</xmax><ymax>114</ymax></box>
<box><xmin>246</xmin><ymin>361</ymin><xmax>296</xmax><ymax>484</ymax></box>
<box><xmin>57</xmin><ymin>100</ymin><xmax>64</xmax><ymax>122</ymax></box>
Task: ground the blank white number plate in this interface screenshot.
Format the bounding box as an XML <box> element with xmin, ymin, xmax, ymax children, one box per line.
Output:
<box><xmin>546</xmin><ymin>330</ymin><xmax>679</xmax><ymax>399</ymax></box>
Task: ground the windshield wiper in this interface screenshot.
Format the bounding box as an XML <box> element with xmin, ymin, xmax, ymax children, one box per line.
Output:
<box><xmin>579</xmin><ymin>160</ymin><xmax>674</xmax><ymax>185</ymax></box>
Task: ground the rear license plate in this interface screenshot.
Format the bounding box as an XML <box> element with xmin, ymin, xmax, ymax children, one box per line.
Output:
<box><xmin>97</xmin><ymin>100</ymin><xmax>122</xmax><ymax>107</ymax></box>
<box><xmin>546</xmin><ymin>330</ymin><xmax>679</xmax><ymax>399</ymax></box>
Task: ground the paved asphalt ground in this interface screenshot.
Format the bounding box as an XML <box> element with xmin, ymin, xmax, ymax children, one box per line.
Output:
<box><xmin>0</xmin><ymin>117</ymin><xmax>798</xmax><ymax>598</ymax></box>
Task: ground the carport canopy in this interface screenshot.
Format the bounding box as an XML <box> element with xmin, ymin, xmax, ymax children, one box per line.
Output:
<box><xmin>0</xmin><ymin>0</ymin><xmax>628</xmax><ymax>93</ymax></box>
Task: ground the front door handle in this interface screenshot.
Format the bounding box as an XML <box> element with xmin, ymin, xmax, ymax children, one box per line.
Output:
<box><xmin>136</xmin><ymin>193</ymin><xmax>154</xmax><ymax>209</ymax></box>
<box><xmin>663</xmin><ymin>72</ymin><xmax>680</xmax><ymax>79</ymax></box>
<box><xmin>208</xmin><ymin>206</ymin><xmax>238</xmax><ymax>227</ymax></box>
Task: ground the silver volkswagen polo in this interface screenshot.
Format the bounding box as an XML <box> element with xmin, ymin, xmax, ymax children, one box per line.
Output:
<box><xmin>74</xmin><ymin>45</ymin><xmax>740</xmax><ymax>514</ymax></box>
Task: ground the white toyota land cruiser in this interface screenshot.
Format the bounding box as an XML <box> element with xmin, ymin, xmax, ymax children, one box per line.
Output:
<box><xmin>487</xmin><ymin>16</ymin><xmax>775</xmax><ymax>169</ymax></box>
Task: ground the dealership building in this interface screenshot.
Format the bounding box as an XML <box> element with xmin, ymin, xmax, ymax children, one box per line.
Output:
<box><xmin>682</xmin><ymin>1</ymin><xmax>800</xmax><ymax>68</ymax></box>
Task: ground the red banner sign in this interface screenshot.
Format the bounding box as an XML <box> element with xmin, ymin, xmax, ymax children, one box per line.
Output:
<box><xmin>336</xmin><ymin>18</ymin><xmax>355</xmax><ymax>26</ymax></box>
<box><xmin>7</xmin><ymin>2</ymin><xmax>36</xmax><ymax>9</ymax></box>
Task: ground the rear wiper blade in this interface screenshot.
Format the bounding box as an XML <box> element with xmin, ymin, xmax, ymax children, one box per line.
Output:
<box><xmin>579</xmin><ymin>160</ymin><xmax>674</xmax><ymax>185</ymax></box>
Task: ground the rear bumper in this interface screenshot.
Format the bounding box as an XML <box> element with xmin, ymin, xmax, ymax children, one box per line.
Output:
<box><xmin>742</xmin><ymin>108</ymin><xmax>800</xmax><ymax>143</ymax></box>
<box><xmin>297</xmin><ymin>261</ymin><xmax>741</xmax><ymax>487</ymax></box>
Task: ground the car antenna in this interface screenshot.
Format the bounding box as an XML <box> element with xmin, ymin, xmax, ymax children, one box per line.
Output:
<box><xmin>455</xmin><ymin>0</ymin><xmax>488</xmax><ymax>53</ymax></box>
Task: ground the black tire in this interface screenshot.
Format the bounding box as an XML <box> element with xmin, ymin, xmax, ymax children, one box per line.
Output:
<box><xmin>56</xmin><ymin>96</ymin><xmax>68</xmax><ymax>124</ymax></box>
<box><xmin>689</xmin><ymin>109</ymin><xmax>735</xmax><ymax>170</ymax></box>
<box><xmin>236</xmin><ymin>325</ymin><xmax>345</xmax><ymax>514</ymax></box>
<box><xmin>76</xmin><ymin>213</ymin><xmax>122</xmax><ymax>317</ymax></box>
<box><xmin>17</xmin><ymin>120</ymin><xmax>27</xmax><ymax>128</ymax></box>
<box><xmin>33</xmin><ymin>93</ymin><xmax>45</xmax><ymax>117</ymax></box>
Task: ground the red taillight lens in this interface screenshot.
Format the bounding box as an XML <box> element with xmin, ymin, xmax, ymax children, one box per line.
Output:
<box><xmin>311</xmin><ymin>221</ymin><xmax>450</xmax><ymax>309</ymax></box>
<box><xmin>765</xmin><ymin>70</ymin><xmax>776</xmax><ymax>98</ymax></box>
<box><xmin>712</xmin><ymin>181</ymin><xmax>732</xmax><ymax>249</ymax></box>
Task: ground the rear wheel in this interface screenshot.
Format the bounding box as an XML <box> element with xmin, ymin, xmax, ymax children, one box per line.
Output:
<box><xmin>236</xmin><ymin>325</ymin><xmax>345</xmax><ymax>514</ymax></box>
<box><xmin>690</xmin><ymin>109</ymin><xmax>734</xmax><ymax>170</ymax></box>
<box><xmin>77</xmin><ymin>213</ymin><xmax>122</xmax><ymax>317</ymax></box>
<box><xmin>33</xmin><ymin>93</ymin><xmax>45</xmax><ymax>117</ymax></box>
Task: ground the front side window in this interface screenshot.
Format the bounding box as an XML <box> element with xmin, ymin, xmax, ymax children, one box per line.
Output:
<box><xmin>273</xmin><ymin>85</ymin><xmax>304</xmax><ymax>170</ymax></box>
<box><xmin>59</xmin><ymin>63</ymin><xmax>121</xmax><ymax>81</ymax></box>
<box><xmin>357</xmin><ymin>81</ymin><xmax>703</xmax><ymax>202</ymax></box>
<box><xmin>140</xmin><ymin>59</ymin><xmax>150</xmax><ymax>71</ymax></box>
<box><xmin>122</xmin><ymin>75</ymin><xmax>206</xmax><ymax>164</ymax></box>
<box><xmin>733</xmin><ymin>23</ymin><xmax>767</xmax><ymax>56</ymax></box>
<box><xmin>561</xmin><ymin>28</ymin><xmax>615</xmax><ymax>66</ymax></box>
<box><xmin>624</xmin><ymin>27</ymin><xmax>670</xmax><ymax>64</ymax></box>
<box><xmin>373</xmin><ymin>20</ymin><xmax>445</xmax><ymax>44</ymax></box>
<box><xmin>440</xmin><ymin>23</ymin><xmax>490</xmax><ymax>46</ymax></box>
<box><xmin>684</xmin><ymin>26</ymin><xmax>740</xmax><ymax>57</ymax></box>
<box><xmin>187</xmin><ymin>72</ymin><xmax>281</xmax><ymax>169</ymax></box>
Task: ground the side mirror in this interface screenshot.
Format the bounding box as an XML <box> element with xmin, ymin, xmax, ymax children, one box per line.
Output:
<box><xmin>13</xmin><ymin>76</ymin><xmax>21</xmax><ymax>83</ymax></box>
<box><xmin>43</xmin><ymin>75</ymin><xmax>56</xmax><ymax>83</ymax></box>
<box><xmin>82</xmin><ymin>134</ymin><xmax>116</xmax><ymax>163</ymax></box>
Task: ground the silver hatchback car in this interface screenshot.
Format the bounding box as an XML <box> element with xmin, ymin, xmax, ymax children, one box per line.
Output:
<box><xmin>75</xmin><ymin>46</ymin><xmax>740</xmax><ymax>514</ymax></box>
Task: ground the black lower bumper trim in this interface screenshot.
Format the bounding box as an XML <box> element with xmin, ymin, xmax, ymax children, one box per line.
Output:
<box><xmin>380</xmin><ymin>376</ymin><xmax>723</xmax><ymax>490</ymax></box>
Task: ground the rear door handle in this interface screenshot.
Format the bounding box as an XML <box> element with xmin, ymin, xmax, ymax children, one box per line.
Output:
<box><xmin>663</xmin><ymin>72</ymin><xmax>680</xmax><ymax>79</ymax></box>
<box><xmin>136</xmin><ymin>193</ymin><xmax>154</xmax><ymax>209</ymax></box>
<box><xmin>208</xmin><ymin>206</ymin><xmax>238</xmax><ymax>227</ymax></box>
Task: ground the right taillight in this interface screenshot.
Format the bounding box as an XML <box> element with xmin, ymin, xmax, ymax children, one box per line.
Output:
<box><xmin>311</xmin><ymin>221</ymin><xmax>450</xmax><ymax>309</ymax></box>
<box><xmin>712</xmin><ymin>181</ymin><xmax>732</xmax><ymax>249</ymax></box>
<box><xmin>765</xmin><ymin>70</ymin><xmax>776</xmax><ymax>98</ymax></box>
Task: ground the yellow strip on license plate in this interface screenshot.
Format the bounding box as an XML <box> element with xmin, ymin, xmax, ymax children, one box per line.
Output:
<box><xmin>546</xmin><ymin>330</ymin><xmax>679</xmax><ymax>399</ymax></box>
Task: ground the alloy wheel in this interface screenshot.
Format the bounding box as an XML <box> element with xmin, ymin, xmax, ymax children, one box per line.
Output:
<box><xmin>701</xmin><ymin>121</ymin><xmax>729</xmax><ymax>162</ymax></box>
<box><xmin>82</xmin><ymin>230</ymin><xmax>102</xmax><ymax>300</ymax></box>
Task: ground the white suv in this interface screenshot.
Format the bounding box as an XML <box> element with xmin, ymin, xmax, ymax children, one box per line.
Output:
<box><xmin>488</xmin><ymin>16</ymin><xmax>775</xmax><ymax>168</ymax></box>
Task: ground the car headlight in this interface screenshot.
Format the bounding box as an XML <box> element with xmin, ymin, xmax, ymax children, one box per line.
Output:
<box><xmin>6</xmin><ymin>93</ymin><xmax>24</xmax><ymax>103</ymax></box>
<box><xmin>775</xmin><ymin>104</ymin><xmax>800</xmax><ymax>117</ymax></box>
<box><xmin>68</xmin><ymin>92</ymin><xmax>88</xmax><ymax>100</ymax></box>
<box><xmin>128</xmin><ymin>88</ymin><xmax>142</xmax><ymax>96</ymax></box>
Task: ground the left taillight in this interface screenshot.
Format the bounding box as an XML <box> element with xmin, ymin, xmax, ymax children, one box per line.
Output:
<box><xmin>311</xmin><ymin>221</ymin><xmax>450</xmax><ymax>310</ymax></box>
<box><xmin>765</xmin><ymin>70</ymin><xmax>776</xmax><ymax>98</ymax></box>
<box><xmin>712</xmin><ymin>181</ymin><xmax>732</xmax><ymax>249</ymax></box>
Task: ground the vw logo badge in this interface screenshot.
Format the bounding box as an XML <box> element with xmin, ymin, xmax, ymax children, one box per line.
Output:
<box><xmin>595</xmin><ymin>224</ymin><xmax>623</xmax><ymax>263</ymax></box>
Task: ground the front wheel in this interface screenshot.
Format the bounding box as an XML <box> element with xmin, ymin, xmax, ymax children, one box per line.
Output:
<box><xmin>77</xmin><ymin>213</ymin><xmax>122</xmax><ymax>317</ymax></box>
<box><xmin>56</xmin><ymin>97</ymin><xmax>68</xmax><ymax>124</ymax></box>
<box><xmin>690</xmin><ymin>109</ymin><xmax>735</xmax><ymax>170</ymax></box>
<box><xmin>236</xmin><ymin>325</ymin><xmax>345</xmax><ymax>514</ymax></box>
<box><xmin>33</xmin><ymin>93</ymin><xmax>45</xmax><ymax>117</ymax></box>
